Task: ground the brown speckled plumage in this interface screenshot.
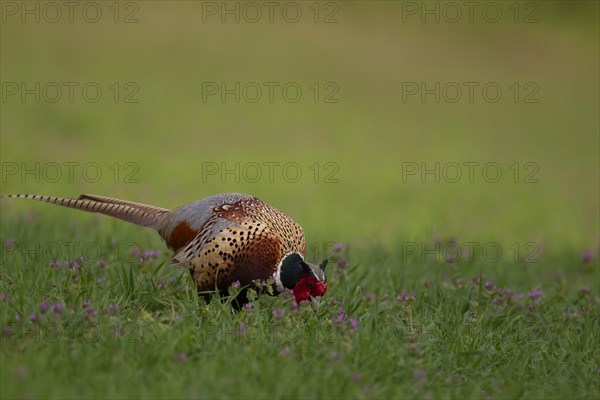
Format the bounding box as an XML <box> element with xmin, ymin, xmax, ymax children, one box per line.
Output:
<box><xmin>158</xmin><ymin>193</ymin><xmax>306</xmax><ymax>291</ymax></box>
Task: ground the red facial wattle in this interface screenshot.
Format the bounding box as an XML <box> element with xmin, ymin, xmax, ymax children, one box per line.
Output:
<box><xmin>292</xmin><ymin>275</ymin><xmax>328</xmax><ymax>304</ymax></box>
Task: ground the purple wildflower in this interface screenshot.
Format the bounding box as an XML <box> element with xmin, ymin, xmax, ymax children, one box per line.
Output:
<box><xmin>330</xmin><ymin>352</ymin><xmax>341</xmax><ymax>362</ymax></box>
<box><xmin>244</xmin><ymin>303</ymin><xmax>254</xmax><ymax>312</ymax></box>
<box><xmin>272</xmin><ymin>309</ymin><xmax>285</xmax><ymax>319</ymax></box>
<box><xmin>108</xmin><ymin>303</ymin><xmax>120</xmax><ymax>314</ymax></box>
<box><xmin>67</xmin><ymin>260</ymin><xmax>80</xmax><ymax>270</ymax></box>
<box><xmin>332</xmin><ymin>309</ymin><xmax>347</xmax><ymax>324</ymax></box>
<box><xmin>52</xmin><ymin>302</ymin><xmax>64</xmax><ymax>316</ymax></box>
<box><xmin>351</xmin><ymin>373</ymin><xmax>361</xmax><ymax>383</ymax></box>
<box><xmin>528</xmin><ymin>288</ymin><xmax>542</xmax><ymax>302</ymax></box>
<box><xmin>579</xmin><ymin>286</ymin><xmax>590</xmax><ymax>295</ymax></box>
<box><xmin>231</xmin><ymin>280</ymin><xmax>241</xmax><ymax>288</ymax></box>
<box><xmin>349</xmin><ymin>318</ymin><xmax>359</xmax><ymax>330</ymax></box>
<box><xmin>29</xmin><ymin>313</ymin><xmax>41</xmax><ymax>324</ymax></box>
<box><xmin>96</xmin><ymin>259</ymin><xmax>107</xmax><ymax>268</ymax></box>
<box><xmin>397</xmin><ymin>291</ymin><xmax>415</xmax><ymax>304</ymax></box>
<box><xmin>84</xmin><ymin>307</ymin><xmax>97</xmax><ymax>319</ymax></box>
<box><xmin>333</xmin><ymin>243</ymin><xmax>346</xmax><ymax>253</ymax></box>
<box><xmin>156</xmin><ymin>279</ymin><xmax>166</xmax><ymax>289</ymax></box>
<box><xmin>332</xmin><ymin>243</ymin><xmax>349</xmax><ymax>269</ymax></box>
<box><xmin>1</xmin><ymin>293</ymin><xmax>8</xmax><ymax>302</ymax></box>
<box><xmin>280</xmin><ymin>346</ymin><xmax>290</xmax><ymax>356</ymax></box>
<box><xmin>281</xmin><ymin>289</ymin><xmax>295</xmax><ymax>304</ymax></box>
<box><xmin>82</xmin><ymin>300</ymin><xmax>91</xmax><ymax>309</ymax></box>
<box><xmin>40</xmin><ymin>300</ymin><xmax>49</xmax><ymax>313</ymax></box>
<box><xmin>582</xmin><ymin>249</ymin><xmax>593</xmax><ymax>263</ymax></box>
<box><xmin>5</xmin><ymin>239</ymin><xmax>14</xmax><ymax>249</ymax></box>
<box><xmin>290</xmin><ymin>300</ymin><xmax>299</xmax><ymax>311</ymax></box>
<box><xmin>140</xmin><ymin>249</ymin><xmax>160</xmax><ymax>264</ymax></box>
<box><xmin>337</xmin><ymin>258</ymin><xmax>349</xmax><ymax>268</ymax></box>
<box><xmin>175</xmin><ymin>352</ymin><xmax>187</xmax><ymax>362</ymax></box>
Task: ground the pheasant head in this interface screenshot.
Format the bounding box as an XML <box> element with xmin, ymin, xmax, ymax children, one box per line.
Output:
<box><xmin>279</xmin><ymin>253</ymin><xmax>328</xmax><ymax>304</ymax></box>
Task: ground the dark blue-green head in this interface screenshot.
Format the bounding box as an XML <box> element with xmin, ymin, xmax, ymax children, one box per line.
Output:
<box><xmin>279</xmin><ymin>253</ymin><xmax>328</xmax><ymax>304</ymax></box>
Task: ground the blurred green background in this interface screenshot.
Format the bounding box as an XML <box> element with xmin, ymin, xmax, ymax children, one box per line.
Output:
<box><xmin>1</xmin><ymin>0</ymin><xmax>598</xmax><ymax>257</ymax></box>
<box><xmin>1</xmin><ymin>2</ymin><xmax>599</xmax><ymax>399</ymax></box>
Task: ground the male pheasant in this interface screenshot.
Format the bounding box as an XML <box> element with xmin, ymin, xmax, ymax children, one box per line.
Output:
<box><xmin>0</xmin><ymin>193</ymin><xmax>328</xmax><ymax>304</ymax></box>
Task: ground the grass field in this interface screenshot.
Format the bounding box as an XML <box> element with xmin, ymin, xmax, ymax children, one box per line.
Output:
<box><xmin>1</xmin><ymin>1</ymin><xmax>599</xmax><ymax>399</ymax></box>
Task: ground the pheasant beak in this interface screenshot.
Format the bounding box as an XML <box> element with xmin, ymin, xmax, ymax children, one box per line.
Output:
<box><xmin>319</xmin><ymin>259</ymin><xmax>328</xmax><ymax>271</ymax></box>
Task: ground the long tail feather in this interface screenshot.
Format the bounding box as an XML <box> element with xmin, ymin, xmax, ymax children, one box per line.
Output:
<box><xmin>0</xmin><ymin>194</ymin><xmax>171</xmax><ymax>229</ymax></box>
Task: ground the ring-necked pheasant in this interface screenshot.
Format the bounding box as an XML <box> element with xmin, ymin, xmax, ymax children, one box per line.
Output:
<box><xmin>0</xmin><ymin>193</ymin><xmax>328</xmax><ymax>304</ymax></box>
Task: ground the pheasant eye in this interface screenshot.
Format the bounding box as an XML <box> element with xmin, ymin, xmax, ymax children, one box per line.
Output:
<box><xmin>306</xmin><ymin>281</ymin><xmax>314</xmax><ymax>289</ymax></box>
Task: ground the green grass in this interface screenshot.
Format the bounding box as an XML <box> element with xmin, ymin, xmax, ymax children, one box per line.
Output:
<box><xmin>1</xmin><ymin>1</ymin><xmax>599</xmax><ymax>399</ymax></box>
<box><xmin>1</xmin><ymin>213</ymin><xmax>598</xmax><ymax>399</ymax></box>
